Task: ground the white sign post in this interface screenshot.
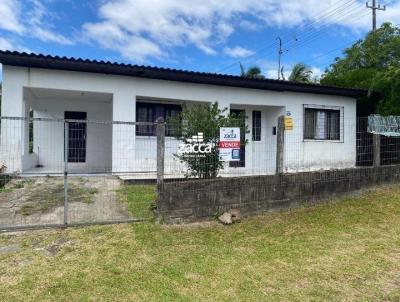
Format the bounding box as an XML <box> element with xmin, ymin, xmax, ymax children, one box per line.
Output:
<box><xmin>219</xmin><ymin>127</ymin><xmax>241</xmax><ymax>161</ymax></box>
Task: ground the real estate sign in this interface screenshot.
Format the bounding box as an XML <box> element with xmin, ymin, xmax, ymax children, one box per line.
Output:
<box><xmin>219</xmin><ymin>127</ymin><xmax>240</xmax><ymax>161</ymax></box>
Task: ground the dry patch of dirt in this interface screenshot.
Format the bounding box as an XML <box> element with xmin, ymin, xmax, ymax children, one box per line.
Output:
<box><xmin>0</xmin><ymin>176</ymin><xmax>133</xmax><ymax>228</ymax></box>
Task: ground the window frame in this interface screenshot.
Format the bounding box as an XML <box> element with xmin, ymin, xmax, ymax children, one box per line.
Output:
<box><xmin>252</xmin><ymin>110</ymin><xmax>262</xmax><ymax>142</ymax></box>
<box><xmin>136</xmin><ymin>101</ymin><xmax>182</xmax><ymax>137</ymax></box>
<box><xmin>303</xmin><ymin>104</ymin><xmax>344</xmax><ymax>142</ymax></box>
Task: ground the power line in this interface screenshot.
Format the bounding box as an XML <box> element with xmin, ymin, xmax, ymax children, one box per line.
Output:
<box><xmin>293</xmin><ymin>12</ymin><xmax>370</xmax><ymax>68</ymax></box>
<box><xmin>216</xmin><ymin>0</ymin><xmax>358</xmax><ymax>73</ymax></box>
<box><xmin>217</xmin><ymin>0</ymin><xmax>358</xmax><ymax>72</ymax></box>
<box><xmin>288</xmin><ymin>13</ymin><xmax>371</xmax><ymax>76</ymax></box>
<box><xmin>288</xmin><ymin>9</ymin><xmax>368</xmax><ymax>50</ymax></box>
<box><xmin>242</xmin><ymin>8</ymin><xmax>367</xmax><ymax>71</ymax></box>
<box><xmin>302</xmin><ymin>43</ymin><xmax>353</xmax><ymax>66</ymax></box>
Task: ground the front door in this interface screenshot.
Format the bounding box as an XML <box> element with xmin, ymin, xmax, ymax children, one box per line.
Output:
<box><xmin>64</xmin><ymin>111</ymin><xmax>87</xmax><ymax>163</ymax></box>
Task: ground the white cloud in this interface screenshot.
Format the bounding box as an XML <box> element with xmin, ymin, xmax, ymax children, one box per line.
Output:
<box><xmin>30</xmin><ymin>27</ymin><xmax>73</xmax><ymax>45</ymax></box>
<box><xmin>2</xmin><ymin>0</ymin><xmax>399</xmax><ymax>64</ymax></box>
<box><xmin>311</xmin><ymin>67</ymin><xmax>323</xmax><ymax>79</ymax></box>
<box><xmin>0</xmin><ymin>37</ymin><xmax>30</xmax><ymax>52</ymax></box>
<box><xmin>239</xmin><ymin>20</ymin><xmax>261</xmax><ymax>31</ymax></box>
<box><xmin>26</xmin><ymin>0</ymin><xmax>73</xmax><ymax>45</ymax></box>
<box><xmin>266</xmin><ymin>68</ymin><xmax>290</xmax><ymax>80</ymax></box>
<box><xmin>83</xmin><ymin>0</ymin><xmax>268</xmax><ymax>61</ymax></box>
<box><xmin>0</xmin><ymin>0</ymin><xmax>73</xmax><ymax>48</ymax></box>
<box><xmin>379</xmin><ymin>1</ymin><xmax>400</xmax><ymax>27</ymax></box>
<box><xmin>265</xmin><ymin>64</ymin><xmax>323</xmax><ymax>80</ymax></box>
<box><xmin>0</xmin><ymin>0</ymin><xmax>23</xmax><ymax>34</ymax></box>
<box><xmin>83</xmin><ymin>0</ymin><xmax>381</xmax><ymax>62</ymax></box>
<box><xmin>224</xmin><ymin>46</ymin><xmax>255</xmax><ymax>58</ymax></box>
<box><xmin>0</xmin><ymin>37</ymin><xmax>14</xmax><ymax>51</ymax></box>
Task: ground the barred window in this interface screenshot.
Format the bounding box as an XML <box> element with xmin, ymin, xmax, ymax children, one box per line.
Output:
<box><xmin>252</xmin><ymin>111</ymin><xmax>261</xmax><ymax>141</ymax></box>
<box><xmin>136</xmin><ymin>102</ymin><xmax>181</xmax><ymax>136</ymax></box>
<box><xmin>304</xmin><ymin>108</ymin><xmax>341</xmax><ymax>140</ymax></box>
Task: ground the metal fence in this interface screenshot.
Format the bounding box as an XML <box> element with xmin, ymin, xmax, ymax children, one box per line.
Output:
<box><xmin>0</xmin><ymin>117</ymin><xmax>158</xmax><ymax>230</ymax></box>
<box><xmin>161</xmin><ymin>115</ymin><xmax>397</xmax><ymax>179</ymax></box>
<box><xmin>0</xmin><ymin>115</ymin><xmax>398</xmax><ymax>230</ymax></box>
<box><xmin>158</xmin><ymin>114</ymin><xmax>400</xmax><ymax>212</ymax></box>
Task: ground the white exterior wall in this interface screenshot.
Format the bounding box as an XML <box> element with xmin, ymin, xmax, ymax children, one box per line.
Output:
<box><xmin>27</xmin><ymin>98</ymin><xmax>112</xmax><ymax>173</ymax></box>
<box><xmin>0</xmin><ymin>66</ymin><xmax>29</xmax><ymax>172</ymax></box>
<box><xmin>1</xmin><ymin>65</ymin><xmax>357</xmax><ymax>175</ymax></box>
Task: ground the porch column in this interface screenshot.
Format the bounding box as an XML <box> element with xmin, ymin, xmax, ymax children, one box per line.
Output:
<box><xmin>0</xmin><ymin>66</ymin><xmax>28</xmax><ymax>173</ymax></box>
<box><xmin>111</xmin><ymin>90</ymin><xmax>136</xmax><ymax>173</ymax></box>
<box><xmin>217</xmin><ymin>101</ymin><xmax>230</xmax><ymax>174</ymax></box>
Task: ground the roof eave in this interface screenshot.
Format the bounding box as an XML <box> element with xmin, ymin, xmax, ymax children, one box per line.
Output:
<box><xmin>0</xmin><ymin>51</ymin><xmax>367</xmax><ymax>98</ymax></box>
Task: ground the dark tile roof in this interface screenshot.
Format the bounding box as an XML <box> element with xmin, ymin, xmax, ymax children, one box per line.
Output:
<box><xmin>0</xmin><ymin>51</ymin><xmax>367</xmax><ymax>98</ymax></box>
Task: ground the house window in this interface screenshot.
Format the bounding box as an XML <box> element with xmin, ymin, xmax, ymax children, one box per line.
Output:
<box><xmin>304</xmin><ymin>106</ymin><xmax>341</xmax><ymax>140</ymax></box>
<box><xmin>252</xmin><ymin>111</ymin><xmax>261</xmax><ymax>141</ymax></box>
<box><xmin>136</xmin><ymin>102</ymin><xmax>181</xmax><ymax>136</ymax></box>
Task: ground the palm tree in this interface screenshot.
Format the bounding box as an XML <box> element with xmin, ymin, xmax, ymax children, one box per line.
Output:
<box><xmin>240</xmin><ymin>63</ymin><xmax>265</xmax><ymax>80</ymax></box>
<box><xmin>289</xmin><ymin>63</ymin><xmax>313</xmax><ymax>83</ymax></box>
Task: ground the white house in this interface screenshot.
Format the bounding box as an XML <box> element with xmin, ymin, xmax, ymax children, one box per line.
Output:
<box><xmin>0</xmin><ymin>51</ymin><xmax>366</xmax><ymax>178</ymax></box>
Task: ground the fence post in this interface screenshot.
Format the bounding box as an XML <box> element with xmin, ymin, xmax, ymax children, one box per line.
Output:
<box><xmin>373</xmin><ymin>134</ymin><xmax>381</xmax><ymax>167</ymax></box>
<box><xmin>64</xmin><ymin>121</ymin><xmax>69</xmax><ymax>226</ymax></box>
<box><xmin>156</xmin><ymin>117</ymin><xmax>165</xmax><ymax>194</ymax></box>
<box><xmin>276</xmin><ymin>115</ymin><xmax>285</xmax><ymax>174</ymax></box>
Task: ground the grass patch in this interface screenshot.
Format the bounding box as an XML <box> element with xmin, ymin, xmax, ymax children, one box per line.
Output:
<box><xmin>1</xmin><ymin>185</ymin><xmax>400</xmax><ymax>301</ymax></box>
<box><xmin>12</xmin><ymin>178</ymin><xmax>35</xmax><ymax>189</ymax></box>
<box><xmin>117</xmin><ymin>184</ymin><xmax>156</xmax><ymax>219</ymax></box>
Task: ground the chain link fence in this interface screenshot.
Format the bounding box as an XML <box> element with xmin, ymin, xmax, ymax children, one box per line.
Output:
<box><xmin>0</xmin><ymin>117</ymin><xmax>158</xmax><ymax>230</ymax></box>
<box><xmin>0</xmin><ymin>114</ymin><xmax>399</xmax><ymax>230</ymax></box>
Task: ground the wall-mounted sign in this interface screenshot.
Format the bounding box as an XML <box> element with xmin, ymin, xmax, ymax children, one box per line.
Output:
<box><xmin>219</xmin><ymin>127</ymin><xmax>240</xmax><ymax>161</ymax></box>
<box><xmin>284</xmin><ymin>116</ymin><xmax>294</xmax><ymax>130</ymax></box>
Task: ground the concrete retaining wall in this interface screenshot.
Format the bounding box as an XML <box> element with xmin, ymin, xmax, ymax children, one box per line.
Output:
<box><xmin>156</xmin><ymin>165</ymin><xmax>400</xmax><ymax>223</ymax></box>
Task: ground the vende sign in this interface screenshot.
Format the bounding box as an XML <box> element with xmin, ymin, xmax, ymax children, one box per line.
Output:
<box><xmin>219</xmin><ymin>141</ymin><xmax>240</xmax><ymax>148</ymax></box>
<box><xmin>219</xmin><ymin>127</ymin><xmax>241</xmax><ymax>161</ymax></box>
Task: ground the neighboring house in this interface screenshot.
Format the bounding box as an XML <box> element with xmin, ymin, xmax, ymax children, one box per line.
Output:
<box><xmin>0</xmin><ymin>51</ymin><xmax>366</xmax><ymax>177</ymax></box>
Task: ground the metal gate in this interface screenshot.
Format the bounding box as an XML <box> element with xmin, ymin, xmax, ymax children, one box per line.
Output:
<box><xmin>0</xmin><ymin>117</ymin><xmax>160</xmax><ymax>231</ymax></box>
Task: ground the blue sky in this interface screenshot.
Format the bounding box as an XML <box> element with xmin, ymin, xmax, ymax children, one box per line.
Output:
<box><xmin>0</xmin><ymin>0</ymin><xmax>399</xmax><ymax>80</ymax></box>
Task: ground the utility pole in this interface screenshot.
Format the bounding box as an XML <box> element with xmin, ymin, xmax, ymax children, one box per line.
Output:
<box><xmin>367</xmin><ymin>1</ymin><xmax>386</xmax><ymax>167</ymax></box>
<box><xmin>366</xmin><ymin>0</ymin><xmax>386</xmax><ymax>31</ymax></box>
<box><xmin>276</xmin><ymin>37</ymin><xmax>287</xmax><ymax>80</ymax></box>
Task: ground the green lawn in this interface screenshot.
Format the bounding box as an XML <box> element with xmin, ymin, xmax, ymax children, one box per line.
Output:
<box><xmin>117</xmin><ymin>184</ymin><xmax>156</xmax><ymax>219</ymax></box>
<box><xmin>1</xmin><ymin>185</ymin><xmax>400</xmax><ymax>301</ymax></box>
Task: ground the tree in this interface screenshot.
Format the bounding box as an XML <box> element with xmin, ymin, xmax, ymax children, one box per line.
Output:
<box><xmin>240</xmin><ymin>63</ymin><xmax>265</xmax><ymax>79</ymax></box>
<box><xmin>321</xmin><ymin>23</ymin><xmax>400</xmax><ymax>116</ymax></box>
<box><xmin>168</xmin><ymin>102</ymin><xmax>248</xmax><ymax>179</ymax></box>
<box><xmin>370</xmin><ymin>67</ymin><xmax>400</xmax><ymax>115</ymax></box>
<box><xmin>289</xmin><ymin>63</ymin><xmax>313</xmax><ymax>83</ymax></box>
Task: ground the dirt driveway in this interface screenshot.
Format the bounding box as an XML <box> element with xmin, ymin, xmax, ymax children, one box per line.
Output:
<box><xmin>0</xmin><ymin>176</ymin><xmax>134</xmax><ymax>229</ymax></box>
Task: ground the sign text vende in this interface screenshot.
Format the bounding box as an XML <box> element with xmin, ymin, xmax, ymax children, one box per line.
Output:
<box><xmin>219</xmin><ymin>141</ymin><xmax>241</xmax><ymax>148</ymax></box>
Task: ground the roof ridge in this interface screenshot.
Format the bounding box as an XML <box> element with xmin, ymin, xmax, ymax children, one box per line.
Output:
<box><xmin>0</xmin><ymin>50</ymin><xmax>367</xmax><ymax>96</ymax></box>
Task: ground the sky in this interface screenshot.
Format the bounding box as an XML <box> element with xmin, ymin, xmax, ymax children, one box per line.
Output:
<box><xmin>0</xmin><ymin>0</ymin><xmax>399</xmax><ymax>80</ymax></box>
